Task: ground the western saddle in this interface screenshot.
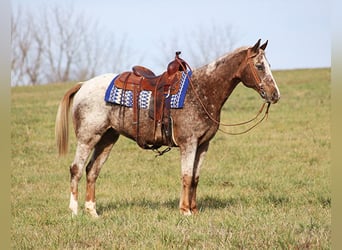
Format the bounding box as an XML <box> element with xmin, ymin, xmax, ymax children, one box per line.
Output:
<box><xmin>114</xmin><ymin>51</ymin><xmax>190</xmax><ymax>151</ymax></box>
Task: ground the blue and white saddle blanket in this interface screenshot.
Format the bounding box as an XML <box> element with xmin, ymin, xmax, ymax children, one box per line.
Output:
<box><xmin>104</xmin><ymin>70</ymin><xmax>192</xmax><ymax>109</ymax></box>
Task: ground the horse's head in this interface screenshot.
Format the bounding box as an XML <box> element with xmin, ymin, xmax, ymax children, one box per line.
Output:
<box><xmin>239</xmin><ymin>39</ymin><xmax>280</xmax><ymax>104</ymax></box>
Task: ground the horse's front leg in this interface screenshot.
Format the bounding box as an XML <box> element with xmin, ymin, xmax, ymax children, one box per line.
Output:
<box><xmin>189</xmin><ymin>141</ymin><xmax>209</xmax><ymax>214</ymax></box>
<box><xmin>179</xmin><ymin>138</ymin><xmax>198</xmax><ymax>215</ymax></box>
<box><xmin>179</xmin><ymin>140</ymin><xmax>210</xmax><ymax>215</ymax></box>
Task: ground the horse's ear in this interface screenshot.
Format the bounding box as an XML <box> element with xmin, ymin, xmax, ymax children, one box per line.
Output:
<box><xmin>260</xmin><ymin>40</ymin><xmax>268</xmax><ymax>50</ymax></box>
<box><xmin>251</xmin><ymin>39</ymin><xmax>261</xmax><ymax>53</ymax></box>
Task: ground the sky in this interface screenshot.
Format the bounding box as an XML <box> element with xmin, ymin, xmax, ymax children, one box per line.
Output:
<box><xmin>12</xmin><ymin>0</ymin><xmax>331</xmax><ymax>72</ymax></box>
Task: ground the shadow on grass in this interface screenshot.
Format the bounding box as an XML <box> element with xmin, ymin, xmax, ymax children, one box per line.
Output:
<box><xmin>97</xmin><ymin>195</ymin><xmax>247</xmax><ymax>215</ymax></box>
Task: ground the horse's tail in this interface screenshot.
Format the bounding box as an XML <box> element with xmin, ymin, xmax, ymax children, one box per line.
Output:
<box><xmin>55</xmin><ymin>83</ymin><xmax>82</xmax><ymax>156</ymax></box>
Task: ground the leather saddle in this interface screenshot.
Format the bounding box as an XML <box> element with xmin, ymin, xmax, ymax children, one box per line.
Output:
<box><xmin>114</xmin><ymin>51</ymin><xmax>189</xmax><ymax>150</ymax></box>
<box><xmin>114</xmin><ymin>51</ymin><xmax>187</xmax><ymax>95</ymax></box>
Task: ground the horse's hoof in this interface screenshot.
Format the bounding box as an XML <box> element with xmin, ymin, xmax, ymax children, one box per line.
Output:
<box><xmin>180</xmin><ymin>209</ymin><xmax>192</xmax><ymax>216</ymax></box>
<box><xmin>70</xmin><ymin>210</ymin><xmax>78</xmax><ymax>218</ymax></box>
<box><xmin>69</xmin><ymin>207</ymin><xmax>78</xmax><ymax>218</ymax></box>
<box><xmin>85</xmin><ymin>201</ymin><xmax>99</xmax><ymax>218</ymax></box>
<box><xmin>86</xmin><ymin>210</ymin><xmax>99</xmax><ymax>218</ymax></box>
<box><xmin>191</xmin><ymin>208</ymin><xmax>199</xmax><ymax>215</ymax></box>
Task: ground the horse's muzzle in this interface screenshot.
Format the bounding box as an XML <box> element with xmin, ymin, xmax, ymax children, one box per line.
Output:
<box><xmin>270</xmin><ymin>90</ymin><xmax>280</xmax><ymax>103</ymax></box>
<box><xmin>259</xmin><ymin>84</ymin><xmax>280</xmax><ymax>104</ymax></box>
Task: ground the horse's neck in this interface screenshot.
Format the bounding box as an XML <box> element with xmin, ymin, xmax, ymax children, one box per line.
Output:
<box><xmin>191</xmin><ymin>51</ymin><xmax>245</xmax><ymax>115</ymax></box>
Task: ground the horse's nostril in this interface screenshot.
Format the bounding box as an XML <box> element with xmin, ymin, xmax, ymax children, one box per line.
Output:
<box><xmin>260</xmin><ymin>90</ymin><xmax>266</xmax><ymax>98</ymax></box>
<box><xmin>273</xmin><ymin>91</ymin><xmax>278</xmax><ymax>98</ymax></box>
<box><xmin>272</xmin><ymin>91</ymin><xmax>280</xmax><ymax>102</ymax></box>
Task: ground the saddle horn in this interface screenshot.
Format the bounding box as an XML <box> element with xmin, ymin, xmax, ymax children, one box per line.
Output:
<box><xmin>167</xmin><ymin>51</ymin><xmax>187</xmax><ymax>74</ymax></box>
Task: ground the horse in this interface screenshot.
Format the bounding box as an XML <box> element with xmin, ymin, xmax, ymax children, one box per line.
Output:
<box><xmin>55</xmin><ymin>39</ymin><xmax>280</xmax><ymax>217</ymax></box>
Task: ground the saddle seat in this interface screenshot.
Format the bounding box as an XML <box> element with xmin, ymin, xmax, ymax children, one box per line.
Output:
<box><xmin>115</xmin><ymin>59</ymin><xmax>185</xmax><ymax>95</ymax></box>
<box><xmin>132</xmin><ymin>65</ymin><xmax>156</xmax><ymax>78</ymax></box>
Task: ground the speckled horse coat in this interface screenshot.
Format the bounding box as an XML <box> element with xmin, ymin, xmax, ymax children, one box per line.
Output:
<box><xmin>55</xmin><ymin>39</ymin><xmax>280</xmax><ymax>217</ymax></box>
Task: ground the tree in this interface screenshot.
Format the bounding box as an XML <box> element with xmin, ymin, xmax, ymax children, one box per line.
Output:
<box><xmin>157</xmin><ymin>23</ymin><xmax>238</xmax><ymax>69</ymax></box>
<box><xmin>11</xmin><ymin>4</ymin><xmax>132</xmax><ymax>86</ymax></box>
<box><xmin>11</xmin><ymin>7</ymin><xmax>44</xmax><ymax>85</ymax></box>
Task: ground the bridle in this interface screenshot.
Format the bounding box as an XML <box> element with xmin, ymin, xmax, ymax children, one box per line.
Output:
<box><xmin>176</xmin><ymin>50</ymin><xmax>271</xmax><ymax>136</ymax></box>
<box><xmin>247</xmin><ymin>55</ymin><xmax>262</xmax><ymax>85</ymax></box>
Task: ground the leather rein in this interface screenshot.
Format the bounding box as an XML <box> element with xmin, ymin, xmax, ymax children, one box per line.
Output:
<box><xmin>176</xmin><ymin>53</ymin><xmax>271</xmax><ymax>136</ymax></box>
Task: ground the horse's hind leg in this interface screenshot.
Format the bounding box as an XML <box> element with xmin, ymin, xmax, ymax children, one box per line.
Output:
<box><xmin>69</xmin><ymin>142</ymin><xmax>94</xmax><ymax>217</ymax></box>
<box><xmin>85</xmin><ymin>128</ymin><xmax>119</xmax><ymax>217</ymax></box>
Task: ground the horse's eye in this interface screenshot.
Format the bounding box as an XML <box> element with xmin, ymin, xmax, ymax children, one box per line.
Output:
<box><xmin>256</xmin><ymin>64</ymin><xmax>264</xmax><ymax>71</ymax></box>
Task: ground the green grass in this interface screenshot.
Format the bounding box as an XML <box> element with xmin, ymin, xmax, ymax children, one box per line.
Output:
<box><xmin>11</xmin><ymin>68</ymin><xmax>331</xmax><ymax>249</ymax></box>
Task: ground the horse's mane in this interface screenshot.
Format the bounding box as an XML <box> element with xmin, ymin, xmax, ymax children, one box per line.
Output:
<box><xmin>219</xmin><ymin>46</ymin><xmax>249</xmax><ymax>63</ymax></box>
<box><xmin>196</xmin><ymin>46</ymin><xmax>249</xmax><ymax>74</ymax></box>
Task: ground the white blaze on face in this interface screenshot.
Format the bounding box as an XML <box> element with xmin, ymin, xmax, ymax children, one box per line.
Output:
<box><xmin>262</xmin><ymin>54</ymin><xmax>281</xmax><ymax>99</ymax></box>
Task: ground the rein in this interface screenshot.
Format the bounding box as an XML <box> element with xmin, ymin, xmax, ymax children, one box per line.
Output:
<box><xmin>218</xmin><ymin>102</ymin><xmax>270</xmax><ymax>135</ymax></box>
<box><xmin>176</xmin><ymin>53</ymin><xmax>270</xmax><ymax>135</ymax></box>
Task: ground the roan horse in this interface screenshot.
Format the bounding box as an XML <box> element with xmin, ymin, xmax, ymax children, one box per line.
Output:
<box><xmin>55</xmin><ymin>39</ymin><xmax>280</xmax><ymax>217</ymax></box>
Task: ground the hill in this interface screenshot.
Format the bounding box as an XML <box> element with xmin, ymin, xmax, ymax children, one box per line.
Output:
<box><xmin>11</xmin><ymin>68</ymin><xmax>331</xmax><ymax>249</ymax></box>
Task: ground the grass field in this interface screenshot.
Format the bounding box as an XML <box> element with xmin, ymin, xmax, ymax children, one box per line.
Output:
<box><xmin>11</xmin><ymin>68</ymin><xmax>331</xmax><ymax>249</ymax></box>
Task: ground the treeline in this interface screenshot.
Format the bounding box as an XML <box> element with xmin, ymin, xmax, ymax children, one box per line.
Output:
<box><xmin>11</xmin><ymin>4</ymin><xmax>237</xmax><ymax>86</ymax></box>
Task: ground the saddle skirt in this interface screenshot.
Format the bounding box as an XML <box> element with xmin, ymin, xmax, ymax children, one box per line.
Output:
<box><xmin>104</xmin><ymin>70</ymin><xmax>192</xmax><ymax>109</ymax></box>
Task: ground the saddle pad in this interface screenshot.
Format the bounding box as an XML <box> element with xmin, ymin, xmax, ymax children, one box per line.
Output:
<box><xmin>104</xmin><ymin>70</ymin><xmax>192</xmax><ymax>109</ymax></box>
